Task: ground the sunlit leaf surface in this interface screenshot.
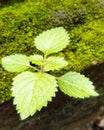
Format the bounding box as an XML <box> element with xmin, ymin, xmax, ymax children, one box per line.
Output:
<box><xmin>12</xmin><ymin>71</ymin><xmax>58</xmax><ymax>119</ymax></box>
<box><xmin>1</xmin><ymin>54</ymin><xmax>30</xmax><ymax>72</ymax></box>
<box><xmin>34</xmin><ymin>27</ymin><xmax>70</xmax><ymax>55</ymax></box>
<box><xmin>58</xmin><ymin>72</ymin><xmax>98</xmax><ymax>98</ymax></box>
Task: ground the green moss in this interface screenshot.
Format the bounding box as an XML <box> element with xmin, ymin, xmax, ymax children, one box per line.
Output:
<box><xmin>0</xmin><ymin>0</ymin><xmax>104</xmax><ymax>103</ymax></box>
<box><xmin>64</xmin><ymin>19</ymin><xmax>104</xmax><ymax>71</ymax></box>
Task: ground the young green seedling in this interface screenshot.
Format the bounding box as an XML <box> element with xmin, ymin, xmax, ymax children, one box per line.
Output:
<box><xmin>1</xmin><ymin>27</ymin><xmax>98</xmax><ymax>120</ymax></box>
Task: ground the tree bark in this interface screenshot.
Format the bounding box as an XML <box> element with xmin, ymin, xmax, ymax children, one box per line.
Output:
<box><xmin>0</xmin><ymin>62</ymin><xmax>104</xmax><ymax>130</ymax></box>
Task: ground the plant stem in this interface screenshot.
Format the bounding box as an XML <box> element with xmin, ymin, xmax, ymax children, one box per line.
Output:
<box><xmin>40</xmin><ymin>54</ymin><xmax>47</xmax><ymax>73</ymax></box>
<box><xmin>29</xmin><ymin>65</ymin><xmax>40</xmax><ymax>72</ymax></box>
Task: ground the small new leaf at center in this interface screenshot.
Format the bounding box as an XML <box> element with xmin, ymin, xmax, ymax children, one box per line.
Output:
<box><xmin>44</xmin><ymin>56</ymin><xmax>68</xmax><ymax>71</ymax></box>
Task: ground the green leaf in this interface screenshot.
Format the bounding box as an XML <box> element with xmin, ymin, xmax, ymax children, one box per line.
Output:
<box><xmin>34</xmin><ymin>27</ymin><xmax>70</xmax><ymax>55</ymax></box>
<box><xmin>12</xmin><ymin>71</ymin><xmax>58</xmax><ymax>120</ymax></box>
<box><xmin>1</xmin><ymin>54</ymin><xmax>30</xmax><ymax>72</ymax></box>
<box><xmin>58</xmin><ymin>72</ymin><xmax>98</xmax><ymax>98</ymax></box>
<box><xmin>28</xmin><ymin>54</ymin><xmax>43</xmax><ymax>65</ymax></box>
<box><xmin>44</xmin><ymin>56</ymin><xmax>68</xmax><ymax>71</ymax></box>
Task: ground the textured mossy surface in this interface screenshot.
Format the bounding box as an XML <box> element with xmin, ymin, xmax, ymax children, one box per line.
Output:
<box><xmin>0</xmin><ymin>0</ymin><xmax>104</xmax><ymax>103</ymax></box>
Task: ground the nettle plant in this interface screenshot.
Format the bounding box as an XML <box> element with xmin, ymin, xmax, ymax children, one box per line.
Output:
<box><xmin>1</xmin><ymin>27</ymin><xmax>98</xmax><ymax>120</ymax></box>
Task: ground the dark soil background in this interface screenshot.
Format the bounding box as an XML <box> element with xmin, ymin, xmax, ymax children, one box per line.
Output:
<box><xmin>0</xmin><ymin>62</ymin><xmax>104</xmax><ymax>130</ymax></box>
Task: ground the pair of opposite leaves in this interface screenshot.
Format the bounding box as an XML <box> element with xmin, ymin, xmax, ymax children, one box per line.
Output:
<box><xmin>1</xmin><ymin>27</ymin><xmax>98</xmax><ymax>120</ymax></box>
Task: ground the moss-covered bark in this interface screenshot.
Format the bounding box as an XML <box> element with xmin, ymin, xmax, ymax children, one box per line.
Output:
<box><xmin>0</xmin><ymin>0</ymin><xmax>104</xmax><ymax>103</ymax></box>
